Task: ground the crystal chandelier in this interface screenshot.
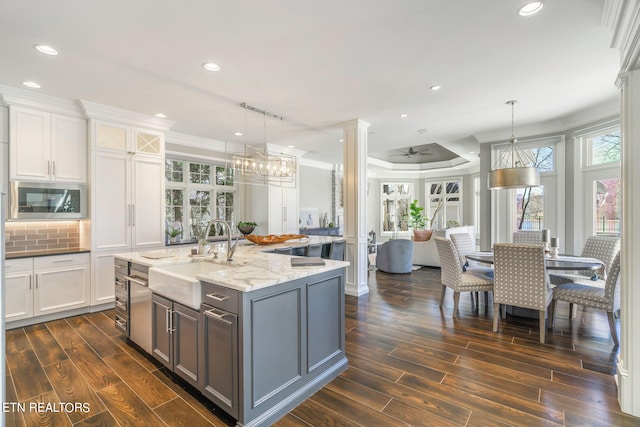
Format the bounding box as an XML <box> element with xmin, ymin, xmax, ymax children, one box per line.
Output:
<box><xmin>232</xmin><ymin>103</ymin><xmax>296</xmax><ymax>186</ymax></box>
<box><xmin>488</xmin><ymin>100</ymin><xmax>540</xmax><ymax>190</ymax></box>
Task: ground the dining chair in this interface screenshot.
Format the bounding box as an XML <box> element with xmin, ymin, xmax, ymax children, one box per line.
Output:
<box><xmin>550</xmin><ymin>252</ymin><xmax>621</xmax><ymax>346</ymax></box>
<box><xmin>434</xmin><ymin>237</ymin><xmax>493</xmax><ymax>317</ymax></box>
<box><xmin>305</xmin><ymin>243</ymin><xmax>323</xmax><ymax>257</ymax></box>
<box><xmin>274</xmin><ymin>247</ymin><xmax>293</xmax><ymax>255</ymax></box>
<box><xmin>493</xmin><ymin>243</ymin><xmax>553</xmax><ymax>343</ymax></box>
<box><xmin>450</xmin><ymin>233</ymin><xmax>494</xmax><ymax>307</ymax></box>
<box><xmin>328</xmin><ymin>239</ymin><xmax>346</xmax><ymax>261</ymax></box>
<box><xmin>550</xmin><ymin>235</ymin><xmax>620</xmax><ymax>285</ymax></box>
<box><xmin>512</xmin><ymin>230</ymin><xmax>544</xmax><ymax>245</ymax></box>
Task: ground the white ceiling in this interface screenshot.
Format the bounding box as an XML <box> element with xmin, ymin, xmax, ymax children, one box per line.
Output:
<box><xmin>0</xmin><ymin>0</ymin><xmax>621</xmax><ymax>168</ymax></box>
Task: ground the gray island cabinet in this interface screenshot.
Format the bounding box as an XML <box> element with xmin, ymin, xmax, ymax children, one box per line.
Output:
<box><xmin>198</xmin><ymin>267</ymin><xmax>347</xmax><ymax>426</ymax></box>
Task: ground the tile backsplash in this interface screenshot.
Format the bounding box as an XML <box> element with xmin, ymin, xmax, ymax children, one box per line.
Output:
<box><xmin>4</xmin><ymin>221</ymin><xmax>80</xmax><ymax>254</ymax></box>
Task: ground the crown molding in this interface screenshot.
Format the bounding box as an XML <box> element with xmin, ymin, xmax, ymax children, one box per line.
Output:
<box><xmin>80</xmin><ymin>100</ymin><xmax>175</xmax><ymax>131</ymax></box>
<box><xmin>608</xmin><ymin>0</ymin><xmax>640</xmax><ymax>72</ymax></box>
<box><xmin>166</xmin><ymin>131</ymin><xmax>242</xmax><ymax>153</ymax></box>
<box><xmin>0</xmin><ymin>84</ymin><xmax>84</xmax><ymax>117</ymax></box>
<box><xmin>299</xmin><ymin>157</ymin><xmax>335</xmax><ymax>170</ymax></box>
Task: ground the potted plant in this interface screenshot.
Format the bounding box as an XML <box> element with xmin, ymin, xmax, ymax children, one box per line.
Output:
<box><xmin>166</xmin><ymin>223</ymin><xmax>182</xmax><ymax>243</ymax></box>
<box><xmin>237</xmin><ymin>221</ymin><xmax>257</xmax><ymax>235</ymax></box>
<box><xmin>406</xmin><ymin>200</ymin><xmax>432</xmax><ymax>241</ymax></box>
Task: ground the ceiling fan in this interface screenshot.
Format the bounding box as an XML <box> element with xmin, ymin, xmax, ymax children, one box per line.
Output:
<box><xmin>394</xmin><ymin>147</ymin><xmax>433</xmax><ymax>158</ymax></box>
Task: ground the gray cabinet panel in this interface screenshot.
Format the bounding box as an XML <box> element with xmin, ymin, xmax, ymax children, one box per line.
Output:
<box><xmin>173</xmin><ymin>303</ymin><xmax>200</xmax><ymax>386</ymax></box>
<box><xmin>200</xmin><ymin>305</ymin><xmax>238</xmax><ymax>418</ymax></box>
<box><xmin>152</xmin><ymin>294</ymin><xmax>172</xmax><ymax>368</ymax></box>
<box><xmin>307</xmin><ymin>276</ymin><xmax>343</xmax><ymax>371</ymax></box>
<box><xmin>251</xmin><ymin>288</ymin><xmax>302</xmax><ymax>406</ymax></box>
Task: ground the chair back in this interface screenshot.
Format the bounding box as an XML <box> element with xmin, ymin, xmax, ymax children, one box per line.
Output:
<box><xmin>493</xmin><ymin>243</ymin><xmax>550</xmax><ymax>310</ymax></box>
<box><xmin>305</xmin><ymin>243</ymin><xmax>323</xmax><ymax>257</ymax></box>
<box><xmin>274</xmin><ymin>247</ymin><xmax>293</xmax><ymax>255</ymax></box>
<box><xmin>450</xmin><ymin>233</ymin><xmax>475</xmax><ymax>267</ymax></box>
<box><xmin>604</xmin><ymin>252</ymin><xmax>622</xmax><ymax>311</ymax></box>
<box><xmin>579</xmin><ymin>235</ymin><xmax>620</xmax><ymax>279</ymax></box>
<box><xmin>328</xmin><ymin>239</ymin><xmax>345</xmax><ymax>261</ymax></box>
<box><xmin>376</xmin><ymin>239</ymin><xmax>414</xmax><ymax>273</ymax></box>
<box><xmin>435</xmin><ymin>237</ymin><xmax>463</xmax><ymax>288</ymax></box>
<box><xmin>513</xmin><ymin>230</ymin><xmax>544</xmax><ymax>245</ymax></box>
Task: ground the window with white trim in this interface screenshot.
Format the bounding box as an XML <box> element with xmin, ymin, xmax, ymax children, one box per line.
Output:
<box><xmin>426</xmin><ymin>178</ymin><xmax>462</xmax><ymax>230</ymax></box>
<box><xmin>165</xmin><ymin>159</ymin><xmax>236</xmax><ymax>242</ymax></box>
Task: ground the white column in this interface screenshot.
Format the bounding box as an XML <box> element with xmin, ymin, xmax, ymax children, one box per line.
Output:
<box><xmin>342</xmin><ymin>119</ymin><xmax>369</xmax><ymax>296</ymax></box>
<box><xmin>617</xmin><ymin>70</ymin><xmax>640</xmax><ymax>417</ymax></box>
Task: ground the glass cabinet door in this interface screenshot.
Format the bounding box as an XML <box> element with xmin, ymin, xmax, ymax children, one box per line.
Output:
<box><xmin>381</xmin><ymin>182</ymin><xmax>411</xmax><ymax>236</ymax></box>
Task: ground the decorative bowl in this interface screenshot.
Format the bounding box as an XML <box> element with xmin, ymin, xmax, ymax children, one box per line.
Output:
<box><xmin>237</xmin><ymin>225</ymin><xmax>256</xmax><ymax>235</ymax></box>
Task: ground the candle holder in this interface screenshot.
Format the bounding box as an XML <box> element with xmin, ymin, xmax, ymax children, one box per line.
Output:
<box><xmin>550</xmin><ymin>247</ymin><xmax>559</xmax><ymax>258</ymax></box>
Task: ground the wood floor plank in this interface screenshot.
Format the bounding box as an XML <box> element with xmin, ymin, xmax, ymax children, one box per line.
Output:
<box><xmin>62</xmin><ymin>339</ymin><xmax>122</xmax><ymax>391</ymax></box>
<box><xmin>109</xmin><ymin>333</ymin><xmax>164</xmax><ymax>372</ymax></box>
<box><xmin>22</xmin><ymin>390</ymin><xmax>72</xmax><ymax>427</ymax></box>
<box><xmin>324</xmin><ymin>375</ymin><xmax>391</xmax><ymax>412</ymax></box>
<box><xmin>96</xmin><ymin>381</ymin><xmax>165</xmax><ymax>426</ymax></box>
<box><xmin>5</xmin><ymin>328</ymin><xmax>32</xmax><ymax>354</ymax></box>
<box><xmin>24</xmin><ymin>324</ymin><xmax>68</xmax><ymax>366</ymax></box>
<box><xmin>381</xmin><ymin>398</ymin><xmax>464</xmax><ymax>427</ymax></box>
<box><xmin>5</xmin><ymin>374</ymin><xmax>26</xmax><ymax>427</ymax></box>
<box><xmin>272</xmin><ymin>413</ymin><xmax>313</xmax><ymax>426</ymax></box>
<box><xmin>309</xmin><ymin>387</ymin><xmax>410</xmax><ymax>427</ymax></box>
<box><xmin>65</xmin><ymin>315</ymin><xmax>123</xmax><ymax>359</ymax></box>
<box><xmin>5</xmin><ymin>349</ymin><xmax>53</xmax><ymax>401</ymax></box>
<box><xmin>83</xmin><ymin>310</ymin><xmax>122</xmax><ymax>337</ymax></box>
<box><xmin>73</xmin><ymin>410</ymin><xmax>119</xmax><ymax>427</ymax></box>
<box><xmin>290</xmin><ymin>396</ymin><xmax>367</xmax><ymax>427</ymax></box>
<box><xmin>42</xmin><ymin>359</ymin><xmax>106</xmax><ymax>423</ymax></box>
<box><xmin>154</xmin><ymin>397</ymin><xmax>217</xmax><ymax>426</ymax></box>
<box><xmin>103</xmin><ymin>351</ymin><xmax>177</xmax><ymax>409</ymax></box>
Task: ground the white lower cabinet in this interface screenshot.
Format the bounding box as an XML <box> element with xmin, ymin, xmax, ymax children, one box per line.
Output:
<box><xmin>4</xmin><ymin>253</ymin><xmax>90</xmax><ymax>323</ymax></box>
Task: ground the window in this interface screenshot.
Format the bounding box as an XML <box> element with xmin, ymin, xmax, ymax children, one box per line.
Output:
<box><xmin>515</xmin><ymin>186</ymin><xmax>544</xmax><ymax>230</ymax></box>
<box><xmin>582</xmin><ymin>127</ymin><xmax>621</xmax><ymax>167</ymax></box>
<box><xmin>473</xmin><ymin>175</ymin><xmax>480</xmax><ymax>238</ymax></box>
<box><xmin>593</xmin><ymin>178</ymin><xmax>621</xmax><ymax>234</ymax></box>
<box><xmin>165</xmin><ymin>159</ymin><xmax>236</xmax><ymax>242</ymax></box>
<box><xmin>380</xmin><ymin>182</ymin><xmax>412</xmax><ymax>236</ymax></box>
<box><xmin>426</xmin><ymin>178</ymin><xmax>462</xmax><ymax>229</ymax></box>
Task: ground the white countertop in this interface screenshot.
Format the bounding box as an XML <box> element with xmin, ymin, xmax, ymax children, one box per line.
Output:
<box><xmin>114</xmin><ymin>236</ymin><xmax>349</xmax><ymax>294</ymax></box>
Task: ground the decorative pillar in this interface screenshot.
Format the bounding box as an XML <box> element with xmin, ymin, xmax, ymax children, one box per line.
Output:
<box><xmin>616</xmin><ymin>70</ymin><xmax>640</xmax><ymax>417</ymax></box>
<box><xmin>342</xmin><ymin>119</ymin><xmax>369</xmax><ymax>296</ymax></box>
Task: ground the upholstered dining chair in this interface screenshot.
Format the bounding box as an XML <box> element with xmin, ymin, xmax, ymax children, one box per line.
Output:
<box><xmin>434</xmin><ymin>237</ymin><xmax>493</xmax><ymax>317</ymax></box>
<box><xmin>274</xmin><ymin>247</ymin><xmax>293</xmax><ymax>255</ymax></box>
<box><xmin>328</xmin><ymin>239</ymin><xmax>345</xmax><ymax>261</ymax></box>
<box><xmin>549</xmin><ymin>235</ymin><xmax>620</xmax><ymax>285</ymax></box>
<box><xmin>305</xmin><ymin>243</ymin><xmax>323</xmax><ymax>257</ymax></box>
<box><xmin>550</xmin><ymin>252</ymin><xmax>621</xmax><ymax>346</ymax></box>
<box><xmin>450</xmin><ymin>233</ymin><xmax>494</xmax><ymax>277</ymax></box>
<box><xmin>376</xmin><ymin>239</ymin><xmax>414</xmax><ymax>273</ymax></box>
<box><xmin>512</xmin><ymin>230</ymin><xmax>544</xmax><ymax>245</ymax></box>
<box><xmin>493</xmin><ymin>243</ymin><xmax>553</xmax><ymax>343</ymax></box>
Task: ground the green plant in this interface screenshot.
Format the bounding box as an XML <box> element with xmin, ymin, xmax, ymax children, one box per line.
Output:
<box><xmin>237</xmin><ymin>221</ymin><xmax>257</xmax><ymax>228</ymax></box>
<box><xmin>406</xmin><ymin>200</ymin><xmax>428</xmax><ymax>230</ymax></box>
<box><xmin>166</xmin><ymin>224</ymin><xmax>182</xmax><ymax>238</ymax></box>
<box><xmin>328</xmin><ymin>222</ymin><xmax>335</xmax><ymax>228</ymax></box>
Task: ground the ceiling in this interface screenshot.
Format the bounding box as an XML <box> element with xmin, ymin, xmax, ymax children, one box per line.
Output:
<box><xmin>0</xmin><ymin>0</ymin><xmax>621</xmax><ymax>169</ymax></box>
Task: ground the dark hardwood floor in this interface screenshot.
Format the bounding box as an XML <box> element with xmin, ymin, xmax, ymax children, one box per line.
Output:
<box><xmin>4</xmin><ymin>266</ymin><xmax>640</xmax><ymax>426</ymax></box>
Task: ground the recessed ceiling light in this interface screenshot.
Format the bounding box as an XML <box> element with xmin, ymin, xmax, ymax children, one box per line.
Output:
<box><xmin>469</xmin><ymin>151</ymin><xmax>476</xmax><ymax>154</ymax></box>
<box><xmin>234</xmin><ymin>132</ymin><xmax>243</xmax><ymax>136</ymax></box>
<box><xmin>287</xmin><ymin>145</ymin><xmax>295</xmax><ymax>148</ymax></box>
<box><xmin>400</xmin><ymin>114</ymin><xmax>408</xmax><ymax>118</ymax></box>
<box><xmin>203</xmin><ymin>62</ymin><xmax>220</xmax><ymax>71</ymax></box>
<box><xmin>518</xmin><ymin>1</ymin><xmax>543</xmax><ymax>16</ymax></box>
<box><xmin>154</xmin><ymin>113</ymin><xmax>167</xmax><ymax>118</ymax></box>
<box><xmin>338</xmin><ymin>139</ymin><xmax>344</xmax><ymax>142</ymax></box>
<box><xmin>22</xmin><ymin>81</ymin><xmax>41</xmax><ymax>88</ymax></box>
<box><xmin>429</xmin><ymin>85</ymin><xmax>441</xmax><ymax>91</ymax></box>
<box><xmin>34</xmin><ymin>44</ymin><xmax>58</xmax><ymax>55</ymax></box>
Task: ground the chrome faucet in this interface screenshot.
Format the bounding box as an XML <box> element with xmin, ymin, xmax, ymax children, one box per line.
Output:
<box><xmin>203</xmin><ymin>220</ymin><xmax>239</xmax><ymax>261</ymax></box>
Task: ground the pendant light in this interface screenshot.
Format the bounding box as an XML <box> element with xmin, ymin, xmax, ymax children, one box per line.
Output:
<box><xmin>488</xmin><ymin>100</ymin><xmax>540</xmax><ymax>190</ymax></box>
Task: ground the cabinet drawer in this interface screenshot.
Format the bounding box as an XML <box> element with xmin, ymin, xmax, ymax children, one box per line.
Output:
<box><xmin>114</xmin><ymin>258</ymin><xmax>128</xmax><ymax>274</ymax></box>
<box><xmin>5</xmin><ymin>258</ymin><xmax>33</xmax><ymax>272</ymax></box>
<box><xmin>35</xmin><ymin>253</ymin><xmax>90</xmax><ymax>269</ymax></box>
<box><xmin>115</xmin><ymin>275</ymin><xmax>128</xmax><ymax>293</ymax></box>
<box><xmin>201</xmin><ymin>282</ymin><xmax>239</xmax><ymax>314</ymax></box>
<box><xmin>114</xmin><ymin>293</ymin><xmax>128</xmax><ymax>313</ymax></box>
<box><xmin>114</xmin><ymin>312</ymin><xmax>129</xmax><ymax>334</ymax></box>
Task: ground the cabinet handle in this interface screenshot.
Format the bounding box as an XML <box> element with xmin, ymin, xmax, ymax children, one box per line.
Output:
<box><xmin>28</xmin><ymin>275</ymin><xmax>32</xmax><ymax>290</ymax></box>
<box><xmin>205</xmin><ymin>293</ymin><xmax>229</xmax><ymax>302</ymax></box>
<box><xmin>115</xmin><ymin>317</ymin><xmax>127</xmax><ymax>328</ymax></box>
<box><xmin>48</xmin><ymin>160</ymin><xmax>52</xmax><ymax>176</ymax></box>
<box><xmin>166</xmin><ymin>308</ymin><xmax>176</xmax><ymax>333</ymax></box>
<box><xmin>204</xmin><ymin>308</ymin><xmax>232</xmax><ymax>325</ymax></box>
<box><xmin>115</xmin><ymin>278</ymin><xmax>125</xmax><ymax>288</ymax></box>
<box><xmin>131</xmin><ymin>205</ymin><xmax>135</xmax><ymax>226</ymax></box>
<box><xmin>52</xmin><ymin>160</ymin><xmax>56</xmax><ymax>176</ymax></box>
<box><xmin>35</xmin><ymin>275</ymin><xmax>38</xmax><ymax>289</ymax></box>
<box><xmin>53</xmin><ymin>259</ymin><xmax>74</xmax><ymax>263</ymax></box>
<box><xmin>115</xmin><ymin>264</ymin><xmax>126</xmax><ymax>270</ymax></box>
<box><xmin>115</xmin><ymin>298</ymin><xmax>126</xmax><ymax>309</ymax></box>
<box><xmin>283</xmin><ymin>206</ymin><xmax>287</xmax><ymax>221</ymax></box>
<box><xmin>124</xmin><ymin>275</ymin><xmax>148</xmax><ymax>286</ymax></box>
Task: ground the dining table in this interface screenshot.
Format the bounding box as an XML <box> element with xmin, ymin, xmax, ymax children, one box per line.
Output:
<box><xmin>465</xmin><ymin>251</ymin><xmax>604</xmax><ymax>271</ymax></box>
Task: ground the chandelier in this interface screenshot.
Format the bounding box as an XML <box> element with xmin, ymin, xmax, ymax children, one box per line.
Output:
<box><xmin>488</xmin><ymin>100</ymin><xmax>540</xmax><ymax>190</ymax></box>
<box><xmin>232</xmin><ymin>103</ymin><xmax>296</xmax><ymax>186</ymax></box>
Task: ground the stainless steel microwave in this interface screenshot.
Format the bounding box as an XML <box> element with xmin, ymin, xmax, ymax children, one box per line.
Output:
<box><xmin>10</xmin><ymin>181</ymin><xmax>87</xmax><ymax>220</ymax></box>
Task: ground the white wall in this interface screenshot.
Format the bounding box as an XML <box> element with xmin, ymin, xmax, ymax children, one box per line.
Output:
<box><xmin>299</xmin><ymin>164</ymin><xmax>333</xmax><ymax>227</ymax></box>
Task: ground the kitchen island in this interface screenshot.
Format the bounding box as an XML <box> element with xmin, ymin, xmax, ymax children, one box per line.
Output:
<box><xmin>114</xmin><ymin>239</ymin><xmax>348</xmax><ymax>427</ymax></box>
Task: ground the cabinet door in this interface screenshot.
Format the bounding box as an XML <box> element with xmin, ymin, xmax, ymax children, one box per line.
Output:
<box><xmin>5</xmin><ymin>272</ymin><xmax>33</xmax><ymax>321</ymax></box>
<box><xmin>9</xmin><ymin>106</ymin><xmax>51</xmax><ymax>181</ymax></box>
<box><xmin>284</xmin><ymin>186</ymin><xmax>298</xmax><ymax>234</ymax></box>
<box><xmin>152</xmin><ymin>294</ymin><xmax>172</xmax><ymax>369</ymax></box>
<box><xmin>173</xmin><ymin>303</ymin><xmax>200</xmax><ymax>388</ymax></box>
<box><xmin>93</xmin><ymin>121</ymin><xmax>128</xmax><ymax>152</ymax></box>
<box><xmin>132</xmin><ymin>156</ymin><xmax>165</xmax><ymax>249</ymax></box>
<box><xmin>92</xmin><ymin>252</ymin><xmax>116</xmax><ymax>305</ymax></box>
<box><xmin>51</xmin><ymin>115</ymin><xmax>87</xmax><ymax>182</ymax></box>
<box><xmin>268</xmin><ymin>186</ymin><xmax>284</xmax><ymax>234</ymax></box>
<box><xmin>134</xmin><ymin>128</ymin><xmax>163</xmax><ymax>156</ymax></box>
<box><xmin>200</xmin><ymin>306</ymin><xmax>238</xmax><ymax>418</ymax></box>
<box><xmin>93</xmin><ymin>152</ymin><xmax>130</xmax><ymax>251</ymax></box>
<box><xmin>34</xmin><ymin>265</ymin><xmax>90</xmax><ymax>316</ymax></box>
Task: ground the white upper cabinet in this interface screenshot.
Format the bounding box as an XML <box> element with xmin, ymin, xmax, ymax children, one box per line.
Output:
<box><xmin>93</xmin><ymin>120</ymin><xmax>163</xmax><ymax>157</ymax></box>
<box><xmin>9</xmin><ymin>106</ymin><xmax>87</xmax><ymax>183</ymax></box>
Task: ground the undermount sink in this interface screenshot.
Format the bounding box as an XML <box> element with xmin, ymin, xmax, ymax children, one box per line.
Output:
<box><xmin>149</xmin><ymin>261</ymin><xmax>228</xmax><ymax>308</ymax></box>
